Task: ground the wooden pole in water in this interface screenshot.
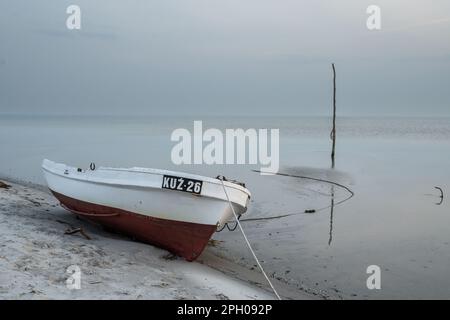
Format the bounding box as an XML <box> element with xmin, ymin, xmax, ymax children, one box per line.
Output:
<box><xmin>331</xmin><ymin>63</ymin><xmax>337</xmax><ymax>169</ymax></box>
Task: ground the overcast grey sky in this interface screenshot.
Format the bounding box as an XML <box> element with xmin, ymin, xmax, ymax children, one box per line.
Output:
<box><xmin>0</xmin><ymin>0</ymin><xmax>449</xmax><ymax>116</ymax></box>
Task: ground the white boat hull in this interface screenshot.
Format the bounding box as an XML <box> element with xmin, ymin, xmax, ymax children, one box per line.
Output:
<box><xmin>42</xmin><ymin>159</ymin><xmax>251</xmax><ymax>261</ymax></box>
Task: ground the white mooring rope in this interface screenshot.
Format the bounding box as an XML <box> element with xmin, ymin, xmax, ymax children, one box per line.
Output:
<box><xmin>219</xmin><ymin>178</ymin><xmax>282</xmax><ymax>300</ymax></box>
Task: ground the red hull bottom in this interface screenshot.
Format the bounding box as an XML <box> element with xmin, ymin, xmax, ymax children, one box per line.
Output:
<box><xmin>50</xmin><ymin>190</ymin><xmax>216</xmax><ymax>261</ymax></box>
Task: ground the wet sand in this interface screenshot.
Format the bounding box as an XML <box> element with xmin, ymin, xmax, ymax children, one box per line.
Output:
<box><xmin>201</xmin><ymin>167</ymin><xmax>350</xmax><ymax>299</ymax></box>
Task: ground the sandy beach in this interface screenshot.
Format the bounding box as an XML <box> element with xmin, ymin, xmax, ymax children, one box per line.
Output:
<box><xmin>0</xmin><ymin>179</ymin><xmax>316</xmax><ymax>300</ymax></box>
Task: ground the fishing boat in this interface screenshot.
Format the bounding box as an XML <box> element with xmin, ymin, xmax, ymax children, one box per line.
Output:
<box><xmin>42</xmin><ymin>159</ymin><xmax>251</xmax><ymax>261</ymax></box>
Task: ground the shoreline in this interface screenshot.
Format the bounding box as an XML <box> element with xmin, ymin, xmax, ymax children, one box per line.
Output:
<box><xmin>0</xmin><ymin>178</ymin><xmax>317</xmax><ymax>300</ymax></box>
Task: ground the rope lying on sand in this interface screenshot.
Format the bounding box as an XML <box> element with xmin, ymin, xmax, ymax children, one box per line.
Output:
<box><xmin>239</xmin><ymin>170</ymin><xmax>355</xmax><ymax>222</ymax></box>
<box><xmin>219</xmin><ymin>177</ymin><xmax>282</xmax><ymax>300</ymax></box>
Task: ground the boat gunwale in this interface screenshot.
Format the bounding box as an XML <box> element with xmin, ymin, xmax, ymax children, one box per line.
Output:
<box><xmin>42</xmin><ymin>162</ymin><xmax>251</xmax><ymax>200</ymax></box>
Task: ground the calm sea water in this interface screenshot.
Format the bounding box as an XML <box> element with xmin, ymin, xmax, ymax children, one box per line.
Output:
<box><xmin>1</xmin><ymin>115</ymin><xmax>450</xmax><ymax>299</ymax></box>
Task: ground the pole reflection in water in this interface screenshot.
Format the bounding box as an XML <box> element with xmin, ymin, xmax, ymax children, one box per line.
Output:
<box><xmin>328</xmin><ymin>185</ymin><xmax>335</xmax><ymax>246</ymax></box>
